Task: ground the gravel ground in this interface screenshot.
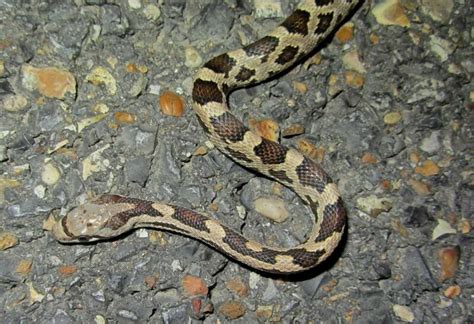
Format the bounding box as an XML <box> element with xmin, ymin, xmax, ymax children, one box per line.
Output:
<box><xmin>0</xmin><ymin>0</ymin><xmax>473</xmax><ymax>323</ymax></box>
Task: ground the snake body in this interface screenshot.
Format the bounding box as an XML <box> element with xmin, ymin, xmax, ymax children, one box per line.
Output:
<box><xmin>49</xmin><ymin>0</ymin><xmax>359</xmax><ymax>274</ymax></box>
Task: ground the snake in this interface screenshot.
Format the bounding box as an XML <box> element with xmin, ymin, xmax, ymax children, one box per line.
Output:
<box><xmin>47</xmin><ymin>0</ymin><xmax>360</xmax><ymax>274</ymax></box>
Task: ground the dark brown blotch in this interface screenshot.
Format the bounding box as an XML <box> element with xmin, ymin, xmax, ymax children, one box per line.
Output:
<box><xmin>172</xmin><ymin>207</ymin><xmax>210</xmax><ymax>232</ymax></box>
<box><xmin>105</xmin><ymin>200</ymin><xmax>162</xmax><ymax>230</ymax></box>
<box><xmin>275</xmin><ymin>45</ymin><xmax>299</xmax><ymax>65</ymax></box>
<box><xmin>253</xmin><ymin>138</ymin><xmax>288</xmax><ymax>165</ymax></box>
<box><xmin>210</xmin><ymin>112</ymin><xmax>248</xmax><ymax>142</ymax></box>
<box><xmin>235</xmin><ymin>67</ymin><xmax>256</xmax><ymax>82</ymax></box>
<box><xmin>281</xmin><ymin>9</ymin><xmax>310</xmax><ymax>35</ymax></box>
<box><xmin>243</xmin><ymin>36</ymin><xmax>279</xmax><ymax>61</ymax></box>
<box><xmin>295</xmin><ymin>157</ymin><xmax>330</xmax><ymax>193</ymax></box>
<box><xmin>269</xmin><ymin>169</ymin><xmax>293</xmax><ymax>184</ymax></box>
<box><xmin>314</xmin><ymin>197</ymin><xmax>346</xmax><ymax>242</ymax></box>
<box><xmin>192</xmin><ymin>79</ymin><xmax>224</xmax><ymax>106</ymax></box>
<box><xmin>315</xmin><ymin>0</ymin><xmax>335</xmax><ymax>6</ymax></box>
<box><xmin>225</xmin><ymin>147</ymin><xmax>253</xmax><ymax>163</ymax></box>
<box><xmin>203</xmin><ymin>53</ymin><xmax>236</xmax><ymax>77</ymax></box>
<box><xmin>315</xmin><ymin>12</ymin><xmax>334</xmax><ymax>35</ymax></box>
<box><xmin>286</xmin><ymin>248</ymin><xmax>326</xmax><ymax>268</ymax></box>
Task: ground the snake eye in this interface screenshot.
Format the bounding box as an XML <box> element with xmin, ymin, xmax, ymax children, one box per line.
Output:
<box><xmin>77</xmin><ymin>236</ymin><xmax>90</xmax><ymax>242</ymax></box>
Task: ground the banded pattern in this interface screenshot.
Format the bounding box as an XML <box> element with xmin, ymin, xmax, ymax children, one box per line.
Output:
<box><xmin>48</xmin><ymin>0</ymin><xmax>359</xmax><ymax>274</ymax></box>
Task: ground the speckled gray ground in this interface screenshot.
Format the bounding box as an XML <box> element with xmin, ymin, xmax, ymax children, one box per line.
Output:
<box><xmin>0</xmin><ymin>0</ymin><xmax>473</xmax><ymax>323</ymax></box>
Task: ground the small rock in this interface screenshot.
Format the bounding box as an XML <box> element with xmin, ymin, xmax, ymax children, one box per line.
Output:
<box><xmin>226</xmin><ymin>278</ymin><xmax>249</xmax><ymax>297</ymax></box>
<box><xmin>159</xmin><ymin>91</ymin><xmax>185</xmax><ymax>117</ymax></box>
<box><xmin>81</xmin><ymin>144</ymin><xmax>110</xmax><ymax>180</ymax></box>
<box><xmin>384</xmin><ymin>111</ymin><xmax>402</xmax><ymax>125</ymax></box>
<box><xmin>432</xmin><ymin>219</ymin><xmax>456</xmax><ymax>241</ymax></box>
<box><xmin>249</xmin><ymin>119</ymin><xmax>279</xmax><ymax>142</ymax></box>
<box><xmin>420</xmin><ymin>131</ymin><xmax>441</xmax><ymax>154</ymax></box>
<box><xmin>293</xmin><ymin>81</ymin><xmax>308</xmax><ymax>94</ymax></box>
<box><xmin>356</xmin><ymin>195</ymin><xmax>393</xmax><ymax>217</ymax></box>
<box><xmin>297</xmin><ymin>139</ymin><xmax>325</xmax><ymax>162</ymax></box>
<box><xmin>415</xmin><ymin>160</ymin><xmax>440</xmax><ymax>177</ymax></box>
<box><xmin>458</xmin><ymin>218</ymin><xmax>471</xmax><ymax>234</ymax></box>
<box><xmin>77</xmin><ymin>113</ymin><xmax>108</xmax><ymax>133</ymax></box>
<box><xmin>42</xmin><ymin>163</ymin><xmax>61</xmax><ymax>185</ymax></box>
<box><xmin>218</xmin><ymin>301</ymin><xmax>246</xmax><ymax>320</ymax></box>
<box><xmin>256</xmin><ymin>305</ymin><xmax>273</xmax><ymax>319</ymax></box>
<box><xmin>282</xmin><ymin>123</ymin><xmax>304</xmax><ymax>137</ymax></box>
<box><xmin>86</xmin><ymin>66</ymin><xmax>117</xmax><ymax>95</ymax></box>
<box><xmin>335</xmin><ymin>22</ymin><xmax>354</xmax><ymax>42</ymax></box>
<box><xmin>15</xmin><ymin>259</ymin><xmax>33</xmax><ymax>275</ymax></box>
<box><xmin>443</xmin><ymin>285</ymin><xmax>461</xmax><ymax>298</ymax></box>
<box><xmin>438</xmin><ymin>246</ymin><xmax>460</xmax><ymax>282</ymax></box>
<box><xmin>184</xmin><ymin>47</ymin><xmax>203</xmax><ymax>68</ymax></box>
<box><xmin>128</xmin><ymin>0</ymin><xmax>141</xmax><ymax>9</ymax></box>
<box><xmin>421</xmin><ymin>0</ymin><xmax>454</xmax><ymax>23</ymax></box>
<box><xmin>114</xmin><ymin>111</ymin><xmax>136</xmax><ymax>124</ymax></box>
<box><xmin>143</xmin><ymin>4</ymin><xmax>161</xmax><ymax>21</ymax></box>
<box><xmin>392</xmin><ymin>304</ymin><xmax>414</xmax><ymax>322</ymax></box>
<box><xmin>342</xmin><ymin>50</ymin><xmax>366</xmax><ymax>74</ymax></box>
<box><xmin>345</xmin><ymin>71</ymin><xmax>364</xmax><ymax>88</ymax></box>
<box><xmin>254</xmin><ymin>197</ymin><xmax>288</xmax><ymax>223</ymax></box>
<box><xmin>254</xmin><ymin>0</ymin><xmax>283</xmax><ymax>18</ymax></box>
<box><xmin>407</xmin><ymin>179</ymin><xmax>431</xmax><ymax>196</ymax></box>
<box><xmin>27</xmin><ymin>282</ymin><xmax>45</xmax><ymax>304</ymax></box>
<box><xmin>2</xmin><ymin>94</ymin><xmax>28</xmax><ymax>112</ymax></box>
<box><xmin>182</xmin><ymin>275</ymin><xmax>208</xmax><ymax>297</ymax></box>
<box><xmin>372</xmin><ymin>0</ymin><xmax>410</xmax><ymax>27</ymax></box>
<box><xmin>0</xmin><ymin>232</ymin><xmax>19</xmax><ymax>250</ymax></box>
<box><xmin>430</xmin><ymin>35</ymin><xmax>455</xmax><ymax>62</ymax></box>
<box><xmin>58</xmin><ymin>265</ymin><xmax>77</xmax><ymax>277</ymax></box>
<box><xmin>361</xmin><ymin>152</ymin><xmax>378</xmax><ymax>164</ymax></box>
<box><xmin>21</xmin><ymin>65</ymin><xmax>76</xmax><ymax>99</ymax></box>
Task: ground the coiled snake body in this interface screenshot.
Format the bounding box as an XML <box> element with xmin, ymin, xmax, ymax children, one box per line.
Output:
<box><xmin>48</xmin><ymin>0</ymin><xmax>359</xmax><ymax>274</ymax></box>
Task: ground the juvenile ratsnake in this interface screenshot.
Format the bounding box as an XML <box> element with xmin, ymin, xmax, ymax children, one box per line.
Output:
<box><xmin>47</xmin><ymin>0</ymin><xmax>360</xmax><ymax>274</ymax></box>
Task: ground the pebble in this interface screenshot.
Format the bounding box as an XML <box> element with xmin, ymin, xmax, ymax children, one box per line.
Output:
<box><xmin>443</xmin><ymin>285</ymin><xmax>461</xmax><ymax>299</ymax></box>
<box><xmin>184</xmin><ymin>46</ymin><xmax>203</xmax><ymax>68</ymax></box>
<box><xmin>2</xmin><ymin>94</ymin><xmax>28</xmax><ymax>112</ymax></box>
<box><xmin>384</xmin><ymin>111</ymin><xmax>402</xmax><ymax>125</ymax></box>
<box><xmin>432</xmin><ymin>219</ymin><xmax>457</xmax><ymax>241</ymax></box>
<box><xmin>356</xmin><ymin>195</ymin><xmax>393</xmax><ymax>217</ymax></box>
<box><xmin>81</xmin><ymin>144</ymin><xmax>110</xmax><ymax>180</ymax></box>
<box><xmin>159</xmin><ymin>90</ymin><xmax>185</xmax><ymax>117</ymax></box>
<box><xmin>218</xmin><ymin>301</ymin><xmax>246</xmax><ymax>320</ymax></box>
<box><xmin>282</xmin><ymin>123</ymin><xmax>305</xmax><ymax>138</ymax></box>
<box><xmin>182</xmin><ymin>275</ymin><xmax>208</xmax><ymax>297</ymax></box>
<box><xmin>41</xmin><ymin>163</ymin><xmax>61</xmax><ymax>185</ymax></box>
<box><xmin>342</xmin><ymin>50</ymin><xmax>366</xmax><ymax>74</ymax></box>
<box><xmin>407</xmin><ymin>179</ymin><xmax>431</xmax><ymax>196</ymax></box>
<box><xmin>372</xmin><ymin>0</ymin><xmax>410</xmax><ymax>27</ymax></box>
<box><xmin>77</xmin><ymin>113</ymin><xmax>107</xmax><ymax>133</ymax></box>
<box><xmin>297</xmin><ymin>139</ymin><xmax>325</xmax><ymax>163</ymax></box>
<box><xmin>128</xmin><ymin>0</ymin><xmax>141</xmax><ymax>9</ymax></box>
<box><xmin>114</xmin><ymin>111</ymin><xmax>136</xmax><ymax>124</ymax></box>
<box><xmin>226</xmin><ymin>278</ymin><xmax>249</xmax><ymax>297</ymax></box>
<box><xmin>249</xmin><ymin>119</ymin><xmax>279</xmax><ymax>142</ymax></box>
<box><xmin>420</xmin><ymin>131</ymin><xmax>441</xmax><ymax>154</ymax></box>
<box><xmin>438</xmin><ymin>246</ymin><xmax>460</xmax><ymax>282</ymax></box>
<box><xmin>293</xmin><ymin>81</ymin><xmax>308</xmax><ymax>94</ymax></box>
<box><xmin>335</xmin><ymin>22</ymin><xmax>354</xmax><ymax>43</ymax></box>
<box><xmin>430</xmin><ymin>35</ymin><xmax>455</xmax><ymax>63</ymax></box>
<box><xmin>254</xmin><ymin>197</ymin><xmax>288</xmax><ymax>223</ymax></box>
<box><xmin>256</xmin><ymin>305</ymin><xmax>274</xmax><ymax>319</ymax></box>
<box><xmin>392</xmin><ymin>304</ymin><xmax>415</xmax><ymax>322</ymax></box>
<box><xmin>254</xmin><ymin>0</ymin><xmax>283</xmax><ymax>18</ymax></box>
<box><xmin>16</xmin><ymin>259</ymin><xmax>32</xmax><ymax>275</ymax></box>
<box><xmin>58</xmin><ymin>265</ymin><xmax>77</xmax><ymax>277</ymax></box>
<box><xmin>361</xmin><ymin>152</ymin><xmax>378</xmax><ymax>164</ymax></box>
<box><xmin>0</xmin><ymin>232</ymin><xmax>19</xmax><ymax>250</ymax></box>
<box><xmin>143</xmin><ymin>4</ymin><xmax>161</xmax><ymax>21</ymax></box>
<box><xmin>415</xmin><ymin>160</ymin><xmax>440</xmax><ymax>177</ymax></box>
<box><xmin>27</xmin><ymin>282</ymin><xmax>45</xmax><ymax>304</ymax></box>
<box><xmin>21</xmin><ymin>65</ymin><xmax>76</xmax><ymax>99</ymax></box>
<box><xmin>344</xmin><ymin>71</ymin><xmax>365</xmax><ymax>88</ymax></box>
<box><xmin>421</xmin><ymin>0</ymin><xmax>454</xmax><ymax>23</ymax></box>
<box><xmin>85</xmin><ymin>66</ymin><xmax>117</xmax><ymax>95</ymax></box>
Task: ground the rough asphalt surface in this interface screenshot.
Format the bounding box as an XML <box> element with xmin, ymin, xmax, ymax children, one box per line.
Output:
<box><xmin>0</xmin><ymin>0</ymin><xmax>473</xmax><ymax>323</ymax></box>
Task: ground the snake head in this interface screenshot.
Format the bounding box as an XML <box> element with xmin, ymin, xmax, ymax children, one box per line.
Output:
<box><xmin>45</xmin><ymin>195</ymin><xmax>137</xmax><ymax>243</ymax></box>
